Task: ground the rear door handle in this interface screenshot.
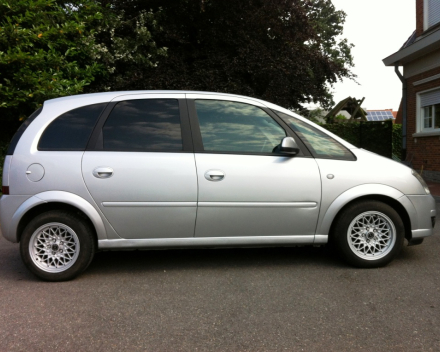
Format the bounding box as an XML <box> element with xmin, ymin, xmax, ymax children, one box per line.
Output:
<box><xmin>93</xmin><ymin>167</ymin><xmax>114</xmax><ymax>179</ymax></box>
<box><xmin>204</xmin><ymin>170</ymin><xmax>225</xmax><ymax>182</ymax></box>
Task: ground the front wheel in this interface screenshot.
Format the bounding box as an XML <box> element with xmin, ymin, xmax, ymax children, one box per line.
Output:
<box><xmin>333</xmin><ymin>200</ymin><xmax>404</xmax><ymax>268</ymax></box>
<box><xmin>20</xmin><ymin>210</ymin><xmax>96</xmax><ymax>281</ymax></box>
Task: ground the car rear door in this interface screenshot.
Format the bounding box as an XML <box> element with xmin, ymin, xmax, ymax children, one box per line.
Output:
<box><xmin>82</xmin><ymin>93</ymin><xmax>197</xmax><ymax>239</ymax></box>
<box><xmin>187</xmin><ymin>94</ymin><xmax>322</xmax><ymax>240</ymax></box>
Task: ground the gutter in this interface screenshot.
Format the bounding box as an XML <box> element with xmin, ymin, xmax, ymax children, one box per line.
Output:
<box><xmin>383</xmin><ymin>27</ymin><xmax>440</xmax><ymax>66</ymax></box>
<box><xmin>394</xmin><ymin>65</ymin><xmax>407</xmax><ymax>160</ymax></box>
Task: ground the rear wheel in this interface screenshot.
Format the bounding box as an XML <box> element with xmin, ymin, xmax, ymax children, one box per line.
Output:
<box><xmin>20</xmin><ymin>210</ymin><xmax>95</xmax><ymax>281</ymax></box>
<box><xmin>333</xmin><ymin>200</ymin><xmax>404</xmax><ymax>268</ymax></box>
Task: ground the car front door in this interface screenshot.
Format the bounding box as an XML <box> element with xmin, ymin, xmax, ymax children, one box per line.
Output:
<box><xmin>187</xmin><ymin>94</ymin><xmax>321</xmax><ymax>240</ymax></box>
<box><xmin>82</xmin><ymin>93</ymin><xmax>197</xmax><ymax>239</ymax></box>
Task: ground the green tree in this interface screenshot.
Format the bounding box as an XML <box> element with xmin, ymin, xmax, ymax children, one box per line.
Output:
<box><xmin>0</xmin><ymin>0</ymin><xmax>104</xmax><ymax>120</ymax></box>
<box><xmin>0</xmin><ymin>0</ymin><xmax>166</xmax><ymax>121</ymax></box>
<box><xmin>80</xmin><ymin>1</ymin><xmax>167</xmax><ymax>92</ymax></box>
<box><xmin>99</xmin><ymin>0</ymin><xmax>354</xmax><ymax>109</ymax></box>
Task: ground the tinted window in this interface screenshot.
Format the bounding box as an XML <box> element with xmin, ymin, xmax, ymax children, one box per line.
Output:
<box><xmin>38</xmin><ymin>103</ymin><xmax>106</xmax><ymax>151</ymax></box>
<box><xmin>103</xmin><ymin>99</ymin><xmax>182</xmax><ymax>152</ymax></box>
<box><xmin>7</xmin><ymin>107</ymin><xmax>42</xmax><ymax>155</ymax></box>
<box><xmin>195</xmin><ymin>100</ymin><xmax>286</xmax><ymax>153</ymax></box>
<box><xmin>275</xmin><ymin>111</ymin><xmax>355</xmax><ymax>160</ymax></box>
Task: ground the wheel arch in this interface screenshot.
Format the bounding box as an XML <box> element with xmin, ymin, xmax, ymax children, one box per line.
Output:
<box><xmin>327</xmin><ymin>195</ymin><xmax>412</xmax><ymax>243</ymax></box>
<box><xmin>11</xmin><ymin>191</ymin><xmax>107</xmax><ymax>243</ymax></box>
<box><xmin>317</xmin><ymin>184</ymin><xmax>416</xmax><ymax>243</ymax></box>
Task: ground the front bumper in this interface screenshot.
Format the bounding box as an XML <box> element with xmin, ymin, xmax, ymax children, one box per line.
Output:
<box><xmin>407</xmin><ymin>194</ymin><xmax>436</xmax><ymax>240</ymax></box>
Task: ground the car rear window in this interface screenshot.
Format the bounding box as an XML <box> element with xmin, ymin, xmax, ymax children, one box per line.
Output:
<box><xmin>7</xmin><ymin>107</ymin><xmax>42</xmax><ymax>155</ymax></box>
<box><xmin>38</xmin><ymin>103</ymin><xmax>107</xmax><ymax>151</ymax></box>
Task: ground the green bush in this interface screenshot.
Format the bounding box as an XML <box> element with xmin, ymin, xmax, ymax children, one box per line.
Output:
<box><xmin>318</xmin><ymin>122</ymin><xmax>360</xmax><ymax>146</ymax></box>
<box><xmin>392</xmin><ymin>124</ymin><xmax>402</xmax><ymax>160</ymax></box>
<box><xmin>335</xmin><ymin>114</ymin><xmax>348</xmax><ymax>121</ymax></box>
<box><xmin>319</xmin><ymin>120</ymin><xmax>395</xmax><ymax>158</ymax></box>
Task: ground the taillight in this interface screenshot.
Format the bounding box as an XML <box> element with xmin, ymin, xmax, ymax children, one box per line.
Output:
<box><xmin>1</xmin><ymin>186</ymin><xmax>9</xmax><ymax>195</ymax></box>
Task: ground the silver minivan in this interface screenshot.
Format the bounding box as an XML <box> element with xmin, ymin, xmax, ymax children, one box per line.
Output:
<box><xmin>0</xmin><ymin>91</ymin><xmax>436</xmax><ymax>281</ymax></box>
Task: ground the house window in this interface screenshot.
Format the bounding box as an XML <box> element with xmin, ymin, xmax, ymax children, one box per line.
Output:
<box><xmin>419</xmin><ymin>88</ymin><xmax>440</xmax><ymax>131</ymax></box>
<box><xmin>425</xmin><ymin>0</ymin><xmax>440</xmax><ymax>29</ymax></box>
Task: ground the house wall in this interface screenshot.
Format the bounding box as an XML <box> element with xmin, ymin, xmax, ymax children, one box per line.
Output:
<box><xmin>406</xmin><ymin>64</ymin><xmax>440</xmax><ymax>181</ymax></box>
<box><xmin>404</xmin><ymin>50</ymin><xmax>440</xmax><ymax>78</ymax></box>
<box><xmin>390</xmin><ymin>0</ymin><xmax>440</xmax><ymax>182</ymax></box>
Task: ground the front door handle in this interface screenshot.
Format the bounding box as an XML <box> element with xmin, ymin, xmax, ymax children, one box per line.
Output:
<box><xmin>93</xmin><ymin>167</ymin><xmax>114</xmax><ymax>179</ymax></box>
<box><xmin>204</xmin><ymin>170</ymin><xmax>225</xmax><ymax>182</ymax></box>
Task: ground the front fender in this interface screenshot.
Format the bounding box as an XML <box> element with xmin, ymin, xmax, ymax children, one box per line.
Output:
<box><xmin>7</xmin><ymin>191</ymin><xmax>107</xmax><ymax>243</ymax></box>
<box><xmin>315</xmin><ymin>184</ymin><xmax>417</xmax><ymax>241</ymax></box>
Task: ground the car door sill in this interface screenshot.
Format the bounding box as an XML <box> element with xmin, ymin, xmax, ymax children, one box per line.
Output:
<box><xmin>98</xmin><ymin>235</ymin><xmax>323</xmax><ymax>250</ymax></box>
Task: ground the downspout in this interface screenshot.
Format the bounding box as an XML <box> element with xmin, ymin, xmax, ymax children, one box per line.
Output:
<box><xmin>394</xmin><ymin>64</ymin><xmax>407</xmax><ymax>160</ymax></box>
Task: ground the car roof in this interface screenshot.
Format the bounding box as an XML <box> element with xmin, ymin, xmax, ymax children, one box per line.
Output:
<box><xmin>45</xmin><ymin>90</ymin><xmax>266</xmax><ymax>105</ymax></box>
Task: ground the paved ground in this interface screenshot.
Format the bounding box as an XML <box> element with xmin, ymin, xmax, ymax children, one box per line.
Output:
<box><xmin>1</xmin><ymin>201</ymin><xmax>440</xmax><ymax>352</ymax></box>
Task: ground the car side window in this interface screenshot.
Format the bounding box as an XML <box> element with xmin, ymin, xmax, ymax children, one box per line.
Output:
<box><xmin>274</xmin><ymin>111</ymin><xmax>355</xmax><ymax>160</ymax></box>
<box><xmin>102</xmin><ymin>99</ymin><xmax>183</xmax><ymax>152</ymax></box>
<box><xmin>38</xmin><ymin>103</ymin><xmax>106</xmax><ymax>151</ymax></box>
<box><xmin>195</xmin><ymin>100</ymin><xmax>286</xmax><ymax>153</ymax></box>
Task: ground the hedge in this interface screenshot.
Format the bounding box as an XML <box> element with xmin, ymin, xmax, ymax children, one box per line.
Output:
<box><xmin>319</xmin><ymin>121</ymin><xmax>402</xmax><ymax>160</ymax></box>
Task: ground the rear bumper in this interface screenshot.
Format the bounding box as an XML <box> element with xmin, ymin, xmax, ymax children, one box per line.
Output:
<box><xmin>407</xmin><ymin>194</ymin><xmax>436</xmax><ymax>240</ymax></box>
<box><xmin>0</xmin><ymin>195</ymin><xmax>34</xmax><ymax>243</ymax></box>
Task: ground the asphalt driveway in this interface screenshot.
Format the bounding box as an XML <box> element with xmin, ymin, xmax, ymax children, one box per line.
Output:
<box><xmin>1</xmin><ymin>200</ymin><xmax>439</xmax><ymax>351</ymax></box>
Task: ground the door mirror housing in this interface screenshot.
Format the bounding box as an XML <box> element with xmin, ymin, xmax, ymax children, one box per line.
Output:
<box><xmin>279</xmin><ymin>137</ymin><xmax>300</xmax><ymax>155</ymax></box>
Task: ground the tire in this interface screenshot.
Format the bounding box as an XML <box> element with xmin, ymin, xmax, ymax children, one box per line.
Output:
<box><xmin>20</xmin><ymin>210</ymin><xmax>96</xmax><ymax>281</ymax></box>
<box><xmin>333</xmin><ymin>200</ymin><xmax>404</xmax><ymax>268</ymax></box>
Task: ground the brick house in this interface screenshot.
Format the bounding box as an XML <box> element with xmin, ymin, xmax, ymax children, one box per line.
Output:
<box><xmin>383</xmin><ymin>0</ymin><xmax>440</xmax><ymax>182</ymax></box>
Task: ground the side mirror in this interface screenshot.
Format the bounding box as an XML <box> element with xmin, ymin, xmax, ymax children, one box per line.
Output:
<box><xmin>279</xmin><ymin>137</ymin><xmax>300</xmax><ymax>155</ymax></box>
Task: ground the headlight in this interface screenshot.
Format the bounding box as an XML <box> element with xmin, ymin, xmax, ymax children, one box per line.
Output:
<box><xmin>412</xmin><ymin>169</ymin><xmax>430</xmax><ymax>194</ymax></box>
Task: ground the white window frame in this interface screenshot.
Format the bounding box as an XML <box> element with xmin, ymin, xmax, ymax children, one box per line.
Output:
<box><xmin>424</xmin><ymin>0</ymin><xmax>440</xmax><ymax>30</ymax></box>
<box><xmin>417</xmin><ymin>87</ymin><xmax>440</xmax><ymax>132</ymax></box>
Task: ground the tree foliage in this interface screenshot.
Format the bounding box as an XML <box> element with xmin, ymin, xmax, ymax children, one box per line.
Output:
<box><xmin>0</xmin><ymin>0</ymin><xmax>165</xmax><ymax>120</ymax></box>
<box><xmin>0</xmin><ymin>0</ymin><xmax>355</xmax><ymax>121</ymax></box>
<box><xmin>83</xmin><ymin>3</ymin><xmax>166</xmax><ymax>92</ymax></box>
<box><xmin>0</xmin><ymin>0</ymin><xmax>102</xmax><ymax>119</ymax></box>
<box><xmin>98</xmin><ymin>0</ymin><xmax>354</xmax><ymax>109</ymax></box>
